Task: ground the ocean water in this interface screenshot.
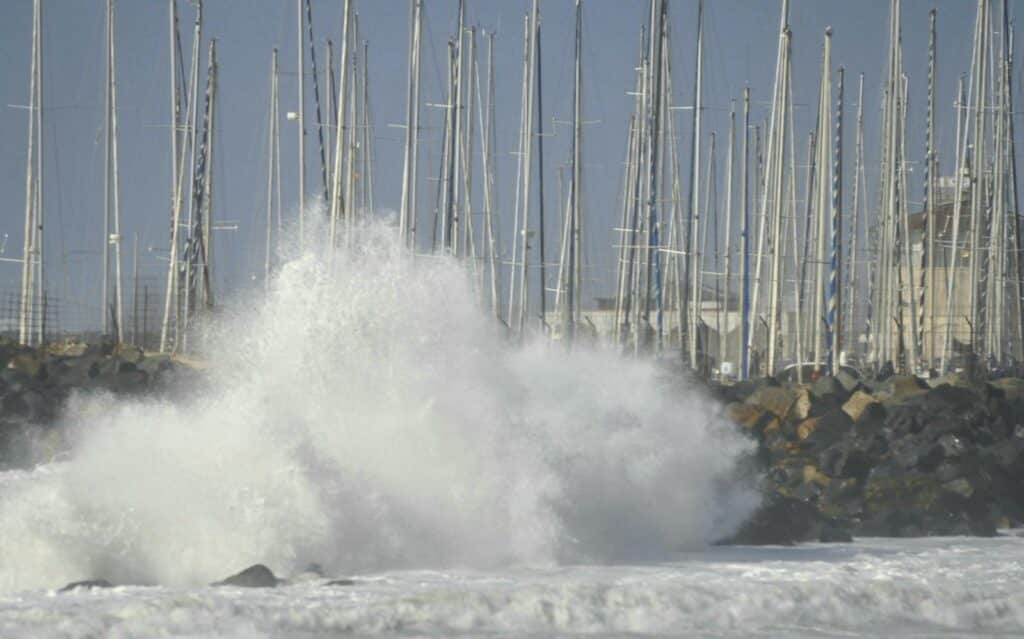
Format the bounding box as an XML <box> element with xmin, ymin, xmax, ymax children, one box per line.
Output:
<box><xmin>1</xmin><ymin>536</ymin><xmax>1022</xmax><ymax>638</ymax></box>
<box><xmin>1</xmin><ymin>220</ymin><xmax>1019</xmax><ymax>637</ymax></box>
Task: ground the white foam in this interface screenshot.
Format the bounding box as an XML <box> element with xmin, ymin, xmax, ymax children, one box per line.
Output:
<box><xmin>1</xmin><ymin>538</ymin><xmax>1022</xmax><ymax>638</ymax></box>
<box><xmin>0</xmin><ymin>219</ymin><xmax>756</xmax><ymax>594</ymax></box>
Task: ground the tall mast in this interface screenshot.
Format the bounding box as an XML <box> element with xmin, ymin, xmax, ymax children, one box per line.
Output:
<box><xmin>296</xmin><ymin>0</ymin><xmax>306</xmax><ymax>245</ymax></box>
<box><xmin>461</xmin><ymin>28</ymin><xmax>477</xmax><ymax>266</ymax></box>
<box><xmin>326</xmin><ymin>39</ymin><xmax>335</xmax><ymax>181</ymax></box>
<box><xmin>201</xmin><ymin>39</ymin><xmax>217</xmax><ymax>312</ymax></box>
<box><xmin>719</xmin><ymin>102</ymin><xmax>735</xmax><ymax>376</ymax></box>
<box><xmin>535</xmin><ymin>7</ymin><xmax>548</xmax><ymax>329</ymax></box>
<box><xmin>304</xmin><ymin>0</ymin><xmax>328</xmax><ymax>205</ymax></box>
<box><xmin>942</xmin><ymin>2</ymin><xmax>985</xmax><ymax>372</ymax></box>
<box><xmin>747</xmin><ymin>0</ymin><xmax>790</xmax><ymax>377</ymax></box>
<box><xmin>108</xmin><ymin>0</ymin><xmax>125</xmax><ymax>343</ymax></box>
<box><xmin>266</xmin><ymin>48</ymin><xmax>279</xmax><ymax>292</ymax></box>
<box><xmin>439</xmin><ymin>38</ymin><xmax>457</xmax><ymax>251</ymax></box>
<box><xmin>847</xmin><ymin>73</ymin><xmax>865</xmax><ymax>359</ymax></box>
<box><xmin>686</xmin><ymin>0</ymin><xmax>704</xmax><ymax>368</ymax></box>
<box><xmin>561</xmin><ymin>0</ymin><xmax>584</xmax><ymax>344</ymax></box>
<box><xmin>921</xmin><ymin>9</ymin><xmax>936</xmax><ymax>365</ymax></box>
<box><xmin>102</xmin><ymin>0</ymin><xmax>112</xmax><ymax>336</ymax></box>
<box><xmin>812</xmin><ymin>28</ymin><xmax>832</xmax><ymax>371</ymax></box>
<box><xmin>515</xmin><ymin>1</ymin><xmax>540</xmax><ymax>334</ymax></box>
<box><xmin>359</xmin><ymin>40</ymin><xmax>374</xmax><ymax>217</ymax></box>
<box><xmin>399</xmin><ymin>0</ymin><xmax>423</xmax><ymax>249</ymax></box>
<box><xmin>343</xmin><ymin>17</ymin><xmax>359</xmax><ymax>234</ymax></box>
<box><xmin>940</xmin><ymin>75</ymin><xmax>969</xmax><ymax>372</ymax></box>
<box><xmin>1006</xmin><ymin>15</ymin><xmax>1024</xmax><ymax>360</ymax></box>
<box><xmin>738</xmin><ymin>88</ymin><xmax>750</xmax><ymax>379</ymax></box>
<box><xmin>160</xmin><ymin>0</ymin><xmax>185</xmax><ymax>353</ymax></box>
<box><xmin>481</xmin><ymin>30</ymin><xmax>500</xmax><ymax>320</ymax></box>
<box><xmin>19</xmin><ymin>0</ymin><xmax>43</xmax><ymax>346</ymax></box>
<box><xmin>328</xmin><ymin>0</ymin><xmax>351</xmax><ymax>254</ymax></box>
<box><xmin>828</xmin><ymin>67</ymin><xmax>844</xmax><ymax>374</ymax></box>
<box><xmin>179</xmin><ymin>0</ymin><xmax>203</xmax><ymax>352</ymax></box>
<box><xmin>508</xmin><ymin>15</ymin><xmax>530</xmax><ymax>329</ymax></box>
<box><xmin>766</xmin><ymin>22</ymin><xmax>791</xmax><ymax>376</ymax></box>
<box><xmin>645</xmin><ymin>0</ymin><xmax>667</xmax><ymax>352</ymax></box>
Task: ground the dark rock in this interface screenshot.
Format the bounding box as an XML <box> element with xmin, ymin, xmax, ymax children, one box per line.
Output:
<box><xmin>717</xmin><ymin>496</ymin><xmax>824</xmax><ymax>545</ymax></box>
<box><xmin>325</xmin><ymin>579</ymin><xmax>357</xmax><ymax>587</ymax></box>
<box><xmin>878</xmin><ymin>375</ymin><xmax>929</xmax><ymax>401</ymax></box>
<box><xmin>744</xmin><ymin>386</ymin><xmax>798</xmax><ymax>418</ymax></box>
<box><xmin>7</xmin><ymin>353</ymin><xmax>46</xmax><ymax>380</ymax></box>
<box><xmin>925</xmin><ymin>384</ymin><xmax>982</xmax><ymax>412</ymax></box>
<box><xmin>59</xmin><ymin>579</ymin><xmax>113</xmax><ymax>593</ymax></box>
<box><xmin>213</xmin><ymin>564</ymin><xmax>281</xmax><ymax>588</ymax></box>
<box><xmin>875</xmin><ymin>361</ymin><xmax>896</xmax><ymax>381</ymax></box>
<box><xmin>811</xmin><ymin>375</ymin><xmax>850</xmax><ymax>403</ymax></box>
<box><xmin>819</xmin><ymin>522</ymin><xmax>854</xmax><ymax>543</ymax></box>
<box><xmin>835</xmin><ymin>368</ymin><xmax>863</xmax><ymax>394</ymax></box>
<box><xmin>799</xmin><ymin>409</ymin><xmax>854</xmax><ymax>450</ymax></box>
<box><xmin>112</xmin><ymin>343</ymin><xmax>144</xmax><ymax>365</ymax></box>
<box><xmin>137</xmin><ymin>354</ymin><xmax>173</xmax><ymax>377</ymax></box>
<box><xmin>841</xmin><ymin>390</ymin><xmax>882</xmax><ymax>423</ymax></box>
<box><xmin>725</xmin><ymin>402</ymin><xmax>774</xmax><ymax>433</ymax></box>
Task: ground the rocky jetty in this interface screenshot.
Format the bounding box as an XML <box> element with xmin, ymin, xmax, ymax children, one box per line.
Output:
<box><xmin>0</xmin><ymin>336</ymin><xmax>197</xmax><ymax>469</ymax></box>
<box><xmin>715</xmin><ymin>368</ymin><xmax>1024</xmax><ymax>544</ymax></box>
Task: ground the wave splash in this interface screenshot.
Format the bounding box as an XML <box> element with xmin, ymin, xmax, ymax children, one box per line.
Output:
<box><xmin>0</xmin><ymin>220</ymin><xmax>756</xmax><ymax>592</ymax></box>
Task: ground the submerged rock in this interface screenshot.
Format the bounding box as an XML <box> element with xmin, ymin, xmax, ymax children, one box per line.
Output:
<box><xmin>58</xmin><ymin>579</ymin><xmax>113</xmax><ymax>593</ymax></box>
<box><xmin>213</xmin><ymin>564</ymin><xmax>282</xmax><ymax>588</ymax></box>
<box><xmin>325</xmin><ymin>578</ymin><xmax>358</xmax><ymax>587</ymax></box>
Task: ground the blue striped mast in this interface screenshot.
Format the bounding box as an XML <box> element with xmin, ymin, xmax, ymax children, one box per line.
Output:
<box><xmin>828</xmin><ymin>67</ymin><xmax>844</xmax><ymax>374</ymax></box>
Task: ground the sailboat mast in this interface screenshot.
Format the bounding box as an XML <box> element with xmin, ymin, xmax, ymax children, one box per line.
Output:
<box><xmin>103</xmin><ymin>0</ymin><xmax>112</xmax><ymax>336</ymax></box>
<box><xmin>566</xmin><ymin>0</ymin><xmax>583</xmax><ymax>343</ymax></box>
<box><xmin>739</xmin><ymin>88</ymin><xmax>750</xmax><ymax>379</ymax></box>
<box><xmin>829</xmin><ymin>67</ymin><xmax>844</xmax><ymax>374</ymax></box>
<box><xmin>297</xmin><ymin>0</ymin><xmax>306</xmax><ymax>245</ymax></box>
<box><xmin>159</xmin><ymin>0</ymin><xmax>182</xmax><ymax>353</ymax></box>
<box><xmin>109</xmin><ymin>0</ymin><xmax>125</xmax><ymax>343</ymax></box>
<box><xmin>535</xmin><ymin>8</ymin><xmax>548</xmax><ymax>330</ymax></box>
<box><xmin>304</xmin><ymin>0</ymin><xmax>328</xmax><ymax>205</ymax></box>
<box><xmin>399</xmin><ymin>0</ymin><xmax>423</xmax><ymax>249</ymax></box>
<box><xmin>19</xmin><ymin>0</ymin><xmax>42</xmax><ymax>346</ymax></box>
<box><xmin>266</xmin><ymin>48</ymin><xmax>279</xmax><ymax>292</ymax></box>
<box><xmin>721</xmin><ymin>101</ymin><xmax>735</xmax><ymax>377</ymax></box>
<box><xmin>328</xmin><ymin>0</ymin><xmax>351</xmax><ymax>253</ymax></box>
<box><xmin>686</xmin><ymin>0</ymin><xmax>704</xmax><ymax>368</ymax></box>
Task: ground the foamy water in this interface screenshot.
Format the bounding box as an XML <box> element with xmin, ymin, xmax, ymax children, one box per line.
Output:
<box><xmin>1</xmin><ymin>536</ymin><xmax>1022</xmax><ymax>638</ymax></box>
<box><xmin>0</xmin><ymin>220</ymin><xmax>755</xmax><ymax>596</ymax></box>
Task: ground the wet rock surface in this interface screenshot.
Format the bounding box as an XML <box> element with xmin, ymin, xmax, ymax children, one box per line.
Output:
<box><xmin>0</xmin><ymin>336</ymin><xmax>199</xmax><ymax>469</ymax></box>
<box><xmin>213</xmin><ymin>564</ymin><xmax>282</xmax><ymax>588</ymax></box>
<box><xmin>58</xmin><ymin>579</ymin><xmax>114</xmax><ymax>593</ymax></box>
<box><xmin>717</xmin><ymin>369</ymin><xmax>1024</xmax><ymax>544</ymax></box>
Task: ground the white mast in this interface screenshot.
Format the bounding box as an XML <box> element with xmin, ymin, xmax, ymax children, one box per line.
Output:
<box><xmin>398</xmin><ymin>0</ymin><xmax>422</xmax><ymax>249</ymax></box>
<box><xmin>686</xmin><ymin>0</ymin><xmax>704</xmax><ymax>368</ymax></box>
<box><xmin>747</xmin><ymin>0</ymin><xmax>790</xmax><ymax>377</ymax></box>
<box><xmin>479</xmin><ymin>30</ymin><xmax>500</xmax><ymax>320</ymax></box>
<box><xmin>19</xmin><ymin>0</ymin><xmax>43</xmax><ymax>346</ymax></box>
<box><xmin>159</xmin><ymin>0</ymin><xmax>180</xmax><ymax>353</ymax></box>
<box><xmin>265</xmin><ymin>48</ymin><xmax>280</xmax><ymax>292</ymax></box>
<box><xmin>297</xmin><ymin>0</ymin><xmax>306</xmax><ymax>247</ymax></box>
<box><xmin>720</xmin><ymin>101</ymin><xmax>735</xmax><ymax>377</ymax></box>
<box><xmin>104</xmin><ymin>0</ymin><xmax>125</xmax><ymax>343</ymax></box>
<box><xmin>328</xmin><ymin>0</ymin><xmax>351</xmax><ymax>254</ymax></box>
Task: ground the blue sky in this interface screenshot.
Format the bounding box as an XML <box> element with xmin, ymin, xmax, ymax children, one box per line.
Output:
<box><xmin>0</xmin><ymin>1</ymin><xmax>989</xmax><ymax>331</ymax></box>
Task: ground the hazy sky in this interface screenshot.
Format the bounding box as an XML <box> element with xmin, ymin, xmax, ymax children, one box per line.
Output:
<box><xmin>0</xmin><ymin>1</ymin><xmax>991</xmax><ymax>332</ymax></box>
